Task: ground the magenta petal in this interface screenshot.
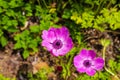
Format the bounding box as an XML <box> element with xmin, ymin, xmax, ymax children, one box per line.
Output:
<box><xmin>93</xmin><ymin>57</ymin><xmax>104</xmax><ymax>70</ymax></box>
<box><xmin>49</xmin><ymin>27</ymin><xmax>56</xmax><ymax>31</ymax></box>
<box><xmin>60</xmin><ymin>37</ymin><xmax>73</xmax><ymax>54</ymax></box>
<box><xmin>79</xmin><ymin>49</ymin><xmax>88</xmax><ymax>58</ymax></box>
<box><xmin>73</xmin><ymin>55</ymin><xmax>84</xmax><ymax>68</ymax></box>
<box><xmin>55</xmin><ymin>28</ymin><xmax>61</xmax><ymax>39</ymax></box>
<box><xmin>56</xmin><ymin>37</ymin><xmax>73</xmax><ymax>56</ymax></box>
<box><xmin>57</xmin><ymin>49</ymin><xmax>66</xmax><ymax>56</ymax></box>
<box><xmin>42</xmin><ymin>28</ymin><xmax>56</xmax><ymax>43</ymax></box>
<box><xmin>80</xmin><ymin>49</ymin><xmax>96</xmax><ymax>59</ymax></box>
<box><xmin>77</xmin><ymin>67</ymin><xmax>86</xmax><ymax>73</ymax></box>
<box><xmin>52</xmin><ymin>49</ymin><xmax>59</xmax><ymax>56</ymax></box>
<box><xmin>86</xmin><ymin>69</ymin><xmax>96</xmax><ymax>76</ymax></box>
<box><xmin>74</xmin><ymin>55</ymin><xmax>86</xmax><ymax>73</ymax></box>
<box><xmin>55</xmin><ymin>47</ymin><xmax>68</xmax><ymax>56</ymax></box>
<box><xmin>42</xmin><ymin>40</ymin><xmax>53</xmax><ymax>51</ymax></box>
<box><xmin>65</xmin><ymin>37</ymin><xmax>73</xmax><ymax>45</ymax></box>
<box><xmin>41</xmin><ymin>30</ymin><xmax>48</xmax><ymax>40</ymax></box>
<box><xmin>47</xmin><ymin>30</ymin><xmax>56</xmax><ymax>43</ymax></box>
<box><xmin>56</xmin><ymin>27</ymin><xmax>69</xmax><ymax>41</ymax></box>
<box><xmin>88</xmin><ymin>50</ymin><xmax>96</xmax><ymax>59</ymax></box>
<box><xmin>61</xmin><ymin>27</ymin><xmax>69</xmax><ymax>37</ymax></box>
<box><xmin>64</xmin><ymin>38</ymin><xmax>73</xmax><ymax>51</ymax></box>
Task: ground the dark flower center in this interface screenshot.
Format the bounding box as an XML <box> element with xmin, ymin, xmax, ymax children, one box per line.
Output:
<box><xmin>52</xmin><ymin>40</ymin><xmax>63</xmax><ymax>49</ymax></box>
<box><xmin>83</xmin><ymin>60</ymin><xmax>91</xmax><ymax>68</ymax></box>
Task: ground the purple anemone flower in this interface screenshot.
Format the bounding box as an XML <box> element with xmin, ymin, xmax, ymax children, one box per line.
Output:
<box><xmin>41</xmin><ymin>27</ymin><xmax>73</xmax><ymax>56</ymax></box>
<box><xmin>73</xmin><ymin>49</ymin><xmax>104</xmax><ymax>76</ymax></box>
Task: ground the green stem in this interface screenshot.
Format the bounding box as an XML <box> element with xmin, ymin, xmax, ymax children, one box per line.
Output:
<box><xmin>37</xmin><ymin>0</ymin><xmax>41</xmax><ymax>6</ymax></box>
<box><xmin>68</xmin><ymin>55</ymin><xmax>74</xmax><ymax>67</ymax></box>
<box><xmin>57</xmin><ymin>0</ymin><xmax>62</xmax><ymax>11</ymax></box>
<box><xmin>42</xmin><ymin>0</ymin><xmax>48</xmax><ymax>8</ymax></box>
<box><xmin>113</xmin><ymin>4</ymin><xmax>119</xmax><ymax>8</ymax></box>
<box><xmin>106</xmin><ymin>1</ymin><xmax>112</xmax><ymax>9</ymax></box>
<box><xmin>103</xmin><ymin>47</ymin><xmax>120</xmax><ymax>80</ymax></box>
<box><xmin>95</xmin><ymin>0</ymin><xmax>106</xmax><ymax>15</ymax></box>
<box><xmin>103</xmin><ymin>47</ymin><xmax>106</xmax><ymax>62</ymax></box>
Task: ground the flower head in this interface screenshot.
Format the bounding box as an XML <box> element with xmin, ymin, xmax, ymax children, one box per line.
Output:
<box><xmin>73</xmin><ymin>49</ymin><xmax>104</xmax><ymax>76</ymax></box>
<box><xmin>41</xmin><ymin>27</ymin><xmax>73</xmax><ymax>56</ymax></box>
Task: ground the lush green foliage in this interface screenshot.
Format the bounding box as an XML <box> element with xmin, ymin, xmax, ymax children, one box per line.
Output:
<box><xmin>27</xmin><ymin>67</ymin><xmax>53</xmax><ymax>80</ymax></box>
<box><xmin>0</xmin><ymin>0</ymin><xmax>120</xmax><ymax>80</ymax></box>
<box><xmin>14</xmin><ymin>29</ymin><xmax>41</xmax><ymax>58</ymax></box>
<box><xmin>0</xmin><ymin>74</ymin><xmax>15</xmax><ymax>80</ymax></box>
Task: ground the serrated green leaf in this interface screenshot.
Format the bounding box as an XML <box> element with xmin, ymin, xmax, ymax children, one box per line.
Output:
<box><xmin>0</xmin><ymin>36</ymin><xmax>8</xmax><ymax>47</ymax></box>
<box><xmin>30</xmin><ymin>25</ymin><xmax>40</xmax><ymax>33</ymax></box>
<box><xmin>23</xmin><ymin>50</ymin><xmax>29</xmax><ymax>59</ymax></box>
<box><xmin>100</xmin><ymin>39</ymin><xmax>111</xmax><ymax>47</ymax></box>
<box><xmin>14</xmin><ymin>41</ymin><xmax>22</xmax><ymax>49</ymax></box>
<box><xmin>0</xmin><ymin>30</ymin><xmax>3</xmax><ymax>37</ymax></box>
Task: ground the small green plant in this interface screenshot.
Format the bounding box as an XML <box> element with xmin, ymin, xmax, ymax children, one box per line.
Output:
<box><xmin>27</xmin><ymin>67</ymin><xmax>53</xmax><ymax>80</ymax></box>
<box><xmin>60</xmin><ymin>47</ymin><xmax>78</xmax><ymax>79</ymax></box>
<box><xmin>70</xmin><ymin>7</ymin><xmax>120</xmax><ymax>31</ymax></box>
<box><xmin>35</xmin><ymin>5</ymin><xmax>59</xmax><ymax>30</ymax></box>
<box><xmin>28</xmin><ymin>69</ymin><xmax>48</xmax><ymax>80</ymax></box>
<box><xmin>0</xmin><ymin>0</ymin><xmax>34</xmax><ymax>47</ymax></box>
<box><xmin>100</xmin><ymin>39</ymin><xmax>120</xmax><ymax>80</ymax></box>
<box><xmin>14</xmin><ymin>30</ymin><xmax>41</xmax><ymax>59</ymax></box>
<box><xmin>0</xmin><ymin>74</ymin><xmax>15</xmax><ymax>80</ymax></box>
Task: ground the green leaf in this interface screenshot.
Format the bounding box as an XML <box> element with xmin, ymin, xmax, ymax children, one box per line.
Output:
<box><xmin>0</xmin><ymin>30</ymin><xmax>3</xmax><ymax>37</ymax></box>
<box><xmin>30</xmin><ymin>25</ymin><xmax>40</xmax><ymax>33</ymax></box>
<box><xmin>0</xmin><ymin>7</ymin><xmax>3</xmax><ymax>13</ymax></box>
<box><xmin>108</xmin><ymin>59</ymin><xmax>116</xmax><ymax>72</ymax></box>
<box><xmin>62</xmin><ymin>9</ymin><xmax>71</xmax><ymax>19</ymax></box>
<box><xmin>0</xmin><ymin>0</ymin><xmax>9</xmax><ymax>8</ymax></box>
<box><xmin>14</xmin><ymin>41</ymin><xmax>22</xmax><ymax>49</ymax></box>
<box><xmin>100</xmin><ymin>39</ymin><xmax>111</xmax><ymax>47</ymax></box>
<box><xmin>116</xmin><ymin>63</ymin><xmax>120</xmax><ymax>71</ymax></box>
<box><xmin>23</xmin><ymin>50</ymin><xmax>29</xmax><ymax>59</ymax></box>
<box><xmin>0</xmin><ymin>36</ymin><xmax>8</xmax><ymax>47</ymax></box>
<box><xmin>0</xmin><ymin>74</ymin><xmax>15</xmax><ymax>80</ymax></box>
<box><xmin>5</xmin><ymin>9</ymin><xmax>15</xmax><ymax>17</ymax></box>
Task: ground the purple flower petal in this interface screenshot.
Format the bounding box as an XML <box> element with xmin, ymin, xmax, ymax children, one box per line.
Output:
<box><xmin>73</xmin><ymin>55</ymin><xmax>83</xmax><ymax>67</ymax></box>
<box><xmin>51</xmin><ymin>49</ymin><xmax>59</xmax><ymax>56</ymax></box>
<box><xmin>42</xmin><ymin>28</ymin><xmax>56</xmax><ymax>43</ymax></box>
<box><xmin>80</xmin><ymin>49</ymin><xmax>96</xmax><ymax>59</ymax></box>
<box><xmin>42</xmin><ymin>30</ymin><xmax>48</xmax><ymax>40</ymax></box>
<box><xmin>56</xmin><ymin>27</ymin><xmax>69</xmax><ymax>41</ymax></box>
<box><xmin>93</xmin><ymin>57</ymin><xmax>104</xmax><ymax>70</ymax></box>
<box><xmin>54</xmin><ymin>28</ymin><xmax>61</xmax><ymax>39</ymax></box>
<box><xmin>49</xmin><ymin>27</ymin><xmax>56</xmax><ymax>31</ymax></box>
<box><xmin>47</xmin><ymin>30</ymin><xmax>56</xmax><ymax>43</ymax></box>
<box><xmin>57</xmin><ymin>42</ymin><xmax>73</xmax><ymax>56</ymax></box>
<box><xmin>77</xmin><ymin>67</ymin><xmax>86</xmax><ymax>73</ymax></box>
<box><xmin>60</xmin><ymin>27</ymin><xmax>69</xmax><ymax>38</ymax></box>
<box><xmin>88</xmin><ymin>50</ymin><xmax>96</xmax><ymax>59</ymax></box>
<box><xmin>79</xmin><ymin>49</ymin><xmax>88</xmax><ymax>58</ymax></box>
<box><xmin>74</xmin><ymin>55</ymin><xmax>86</xmax><ymax>73</ymax></box>
<box><xmin>54</xmin><ymin>47</ymin><xmax>68</xmax><ymax>56</ymax></box>
<box><xmin>42</xmin><ymin>40</ymin><xmax>53</xmax><ymax>51</ymax></box>
<box><xmin>86</xmin><ymin>68</ymin><xmax>96</xmax><ymax>76</ymax></box>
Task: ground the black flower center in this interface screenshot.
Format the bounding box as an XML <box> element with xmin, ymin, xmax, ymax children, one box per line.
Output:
<box><xmin>83</xmin><ymin>60</ymin><xmax>91</xmax><ymax>68</ymax></box>
<box><xmin>52</xmin><ymin>40</ymin><xmax>63</xmax><ymax>49</ymax></box>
